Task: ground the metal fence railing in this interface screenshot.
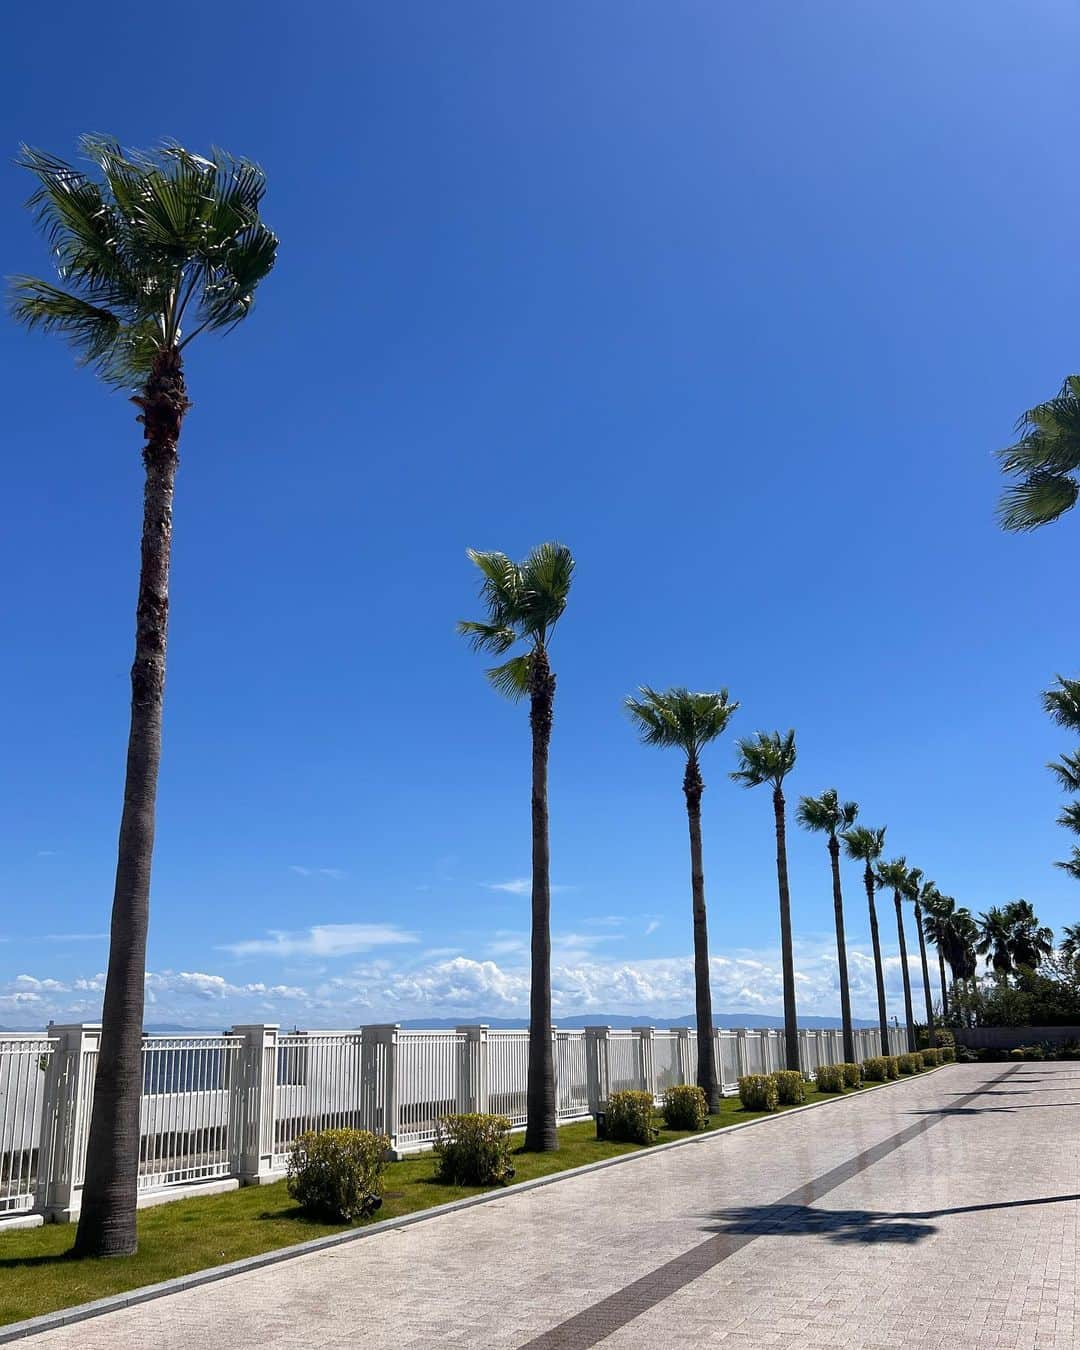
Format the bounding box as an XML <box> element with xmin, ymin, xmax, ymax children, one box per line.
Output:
<box><xmin>4</xmin><ymin>1019</ymin><xmax>915</xmax><ymax>1225</ymax></box>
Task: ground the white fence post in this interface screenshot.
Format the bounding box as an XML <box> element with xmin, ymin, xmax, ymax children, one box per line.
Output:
<box><xmin>229</xmin><ymin>1024</ymin><xmax>278</xmax><ymax>1184</ymax></box>
<box><xmin>584</xmin><ymin>1026</ymin><xmax>610</xmax><ymax>1111</ymax></box>
<box><xmin>361</xmin><ymin>1024</ymin><xmax>400</xmax><ymax>1154</ymax></box>
<box><xmin>38</xmin><ymin>1023</ymin><xmax>100</xmax><ymax>1222</ymax></box>
<box><xmin>456</xmin><ymin>1025</ymin><xmax>488</xmax><ymax>1113</ymax></box>
<box><xmin>633</xmin><ymin>1026</ymin><xmax>655</xmax><ymax>1099</ymax></box>
<box><xmin>674</xmin><ymin>1026</ymin><xmax>693</xmax><ymax>1086</ymax></box>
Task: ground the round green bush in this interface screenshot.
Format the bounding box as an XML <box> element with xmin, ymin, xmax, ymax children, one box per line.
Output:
<box><xmin>885</xmin><ymin>1056</ymin><xmax>901</xmax><ymax>1079</ymax></box>
<box><xmin>862</xmin><ymin>1056</ymin><xmax>888</xmax><ymax>1082</ymax></box>
<box><xmin>738</xmin><ymin>1073</ymin><xmax>779</xmax><ymax>1112</ymax></box>
<box><xmin>814</xmin><ymin>1063</ymin><xmax>846</xmax><ymax>1093</ymax></box>
<box><xmin>434</xmin><ymin>1113</ymin><xmax>515</xmax><ymax>1185</ymax></box>
<box><xmin>840</xmin><ymin>1062</ymin><xmax>862</xmax><ymax>1088</ymax></box>
<box><xmin>286</xmin><ymin>1128</ymin><xmax>386</xmax><ymax>1223</ymax></box>
<box><xmin>771</xmin><ymin>1070</ymin><xmax>806</xmax><ymax>1105</ymax></box>
<box><xmin>662</xmin><ymin>1084</ymin><xmax>709</xmax><ymax>1131</ymax></box>
<box><xmin>605</xmin><ymin>1089</ymin><xmax>658</xmax><ymax>1143</ymax></box>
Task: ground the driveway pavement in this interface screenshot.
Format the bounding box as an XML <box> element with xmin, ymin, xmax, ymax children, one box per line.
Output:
<box><xmin>22</xmin><ymin>1062</ymin><xmax>1079</xmax><ymax>1348</ymax></box>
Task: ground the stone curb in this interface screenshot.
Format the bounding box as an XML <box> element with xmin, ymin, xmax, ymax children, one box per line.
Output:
<box><xmin>0</xmin><ymin>1062</ymin><xmax>954</xmax><ymax>1344</ymax></box>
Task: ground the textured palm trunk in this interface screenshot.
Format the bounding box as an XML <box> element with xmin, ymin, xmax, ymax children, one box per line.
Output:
<box><xmin>523</xmin><ymin>645</ymin><xmax>558</xmax><ymax>1152</ymax></box>
<box><xmin>683</xmin><ymin>755</ymin><xmax>718</xmax><ymax>1112</ymax></box>
<box><xmin>75</xmin><ymin>348</ymin><xmax>187</xmax><ymax>1257</ymax></box>
<box><xmin>913</xmin><ymin>902</ymin><xmax>937</xmax><ymax>1046</ymax></box>
<box><xmin>937</xmin><ymin>946</ymin><xmax>950</xmax><ymax>1021</ymax></box>
<box><xmin>893</xmin><ymin>891</ymin><xmax>917</xmax><ymax>1052</ymax></box>
<box><xmin>772</xmin><ymin>786</ymin><xmax>800</xmax><ymax>1072</ymax></box>
<box><xmin>827</xmin><ymin>835</ymin><xmax>855</xmax><ymax>1064</ymax></box>
<box><xmin>864</xmin><ymin>864</ymin><xmax>890</xmax><ymax>1056</ymax></box>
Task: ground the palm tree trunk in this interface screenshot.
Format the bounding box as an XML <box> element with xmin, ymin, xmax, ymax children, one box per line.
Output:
<box><xmin>772</xmin><ymin>786</ymin><xmax>800</xmax><ymax>1073</ymax></box>
<box><xmin>523</xmin><ymin>644</ymin><xmax>558</xmax><ymax>1152</ymax></box>
<box><xmin>864</xmin><ymin>864</ymin><xmax>890</xmax><ymax>1056</ymax></box>
<box><xmin>894</xmin><ymin>891</ymin><xmax>917</xmax><ymax>1052</ymax></box>
<box><xmin>914</xmin><ymin>902</ymin><xmax>936</xmax><ymax>1046</ymax></box>
<box><xmin>937</xmin><ymin>946</ymin><xmax>950</xmax><ymax>1021</ymax></box>
<box><xmin>683</xmin><ymin>754</ymin><xmax>718</xmax><ymax>1112</ymax></box>
<box><xmin>74</xmin><ymin>348</ymin><xmax>187</xmax><ymax>1257</ymax></box>
<box><xmin>827</xmin><ymin>835</ymin><xmax>855</xmax><ymax>1063</ymax></box>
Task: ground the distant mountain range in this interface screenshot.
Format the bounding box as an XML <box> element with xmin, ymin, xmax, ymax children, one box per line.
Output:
<box><xmin>3</xmin><ymin>1012</ymin><xmax>881</xmax><ymax>1034</ymax></box>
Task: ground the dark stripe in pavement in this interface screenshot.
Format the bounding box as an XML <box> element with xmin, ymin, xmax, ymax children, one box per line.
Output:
<box><xmin>518</xmin><ymin>1065</ymin><xmax>1019</xmax><ymax>1350</ymax></box>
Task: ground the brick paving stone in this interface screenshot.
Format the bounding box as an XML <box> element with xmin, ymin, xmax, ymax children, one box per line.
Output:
<box><xmin>18</xmin><ymin>1062</ymin><xmax>1080</xmax><ymax>1349</ymax></box>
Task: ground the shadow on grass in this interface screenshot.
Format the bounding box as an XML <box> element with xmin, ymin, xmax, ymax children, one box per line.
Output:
<box><xmin>0</xmin><ymin>1250</ymin><xmax>80</xmax><ymax>1271</ymax></box>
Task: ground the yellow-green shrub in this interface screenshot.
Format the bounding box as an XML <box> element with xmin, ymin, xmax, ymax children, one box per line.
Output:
<box><xmin>898</xmin><ymin>1053</ymin><xmax>921</xmax><ymax>1074</ymax></box>
<box><xmin>862</xmin><ymin>1056</ymin><xmax>888</xmax><ymax>1082</ymax></box>
<box><xmin>814</xmin><ymin>1064</ymin><xmax>846</xmax><ymax>1093</ymax></box>
<box><xmin>940</xmin><ymin>1045</ymin><xmax>956</xmax><ymax>1062</ymax></box>
<box><xmin>738</xmin><ymin>1073</ymin><xmax>779</xmax><ymax>1111</ymax></box>
<box><xmin>771</xmin><ymin>1070</ymin><xmax>806</xmax><ymax>1105</ymax></box>
<box><xmin>920</xmin><ymin>1048</ymin><xmax>941</xmax><ymax>1068</ymax></box>
<box><xmin>286</xmin><ymin>1128</ymin><xmax>386</xmax><ymax>1223</ymax></box>
<box><xmin>434</xmin><ymin>1113</ymin><xmax>515</xmax><ymax>1185</ymax></box>
<box><xmin>606</xmin><ymin>1089</ymin><xmax>658</xmax><ymax>1143</ymax></box>
<box><xmin>840</xmin><ymin>1062</ymin><xmax>862</xmax><ymax>1088</ymax></box>
<box><xmin>662</xmin><ymin>1084</ymin><xmax>709</xmax><ymax>1131</ymax></box>
<box><xmin>885</xmin><ymin>1056</ymin><xmax>901</xmax><ymax>1079</ymax></box>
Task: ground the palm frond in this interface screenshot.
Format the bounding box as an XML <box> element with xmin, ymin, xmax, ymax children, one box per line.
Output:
<box><xmin>485</xmin><ymin>654</ymin><xmax>531</xmax><ymax>701</ymax></box>
<box><xmin>1058</xmin><ymin>801</ymin><xmax>1080</xmax><ymax>836</ymax></box>
<box><xmin>1056</xmin><ymin>850</ymin><xmax>1080</xmax><ymax>882</ymax></box>
<box><xmin>1043</xmin><ymin>676</ymin><xmax>1080</xmax><ymax>733</ymax></box>
<box><xmin>841</xmin><ymin>825</ymin><xmax>886</xmax><ymax>864</ymax></box>
<box><xmin>459</xmin><ymin>544</ymin><xmax>575</xmax><ymax>701</ymax></box>
<box><xmin>1048</xmin><ymin>751</ymin><xmax>1080</xmax><ymax>794</ymax></box>
<box><xmin>625</xmin><ymin>685</ymin><xmax>738</xmax><ymax>757</ymax></box>
<box><xmin>8</xmin><ymin>277</ymin><xmax>122</xmax><ymax>371</ymax></box>
<box><xmin>731</xmin><ymin>729</ymin><xmax>797</xmax><ymax>790</ymax></box>
<box><xmin>11</xmin><ymin>135</ymin><xmax>277</xmax><ymax>387</ymax></box>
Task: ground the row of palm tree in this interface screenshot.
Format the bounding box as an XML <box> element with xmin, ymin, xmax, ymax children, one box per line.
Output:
<box><xmin>459</xmin><ymin>541</ymin><xmax>999</xmax><ymax>1135</ymax></box>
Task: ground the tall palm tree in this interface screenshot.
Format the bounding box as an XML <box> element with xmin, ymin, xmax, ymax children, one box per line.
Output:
<box><xmin>459</xmin><ymin>542</ymin><xmax>574</xmax><ymax>1152</ymax></box>
<box><xmin>11</xmin><ymin>138</ymin><xmax>277</xmax><ymax>1257</ymax></box>
<box><xmin>1002</xmin><ymin>899</ymin><xmax>1054</xmax><ymax>970</ymax></box>
<box><xmin>625</xmin><ymin>687</ymin><xmax>739</xmax><ymax>1111</ymax></box>
<box><xmin>921</xmin><ymin>891</ymin><xmax>956</xmax><ymax>1020</ymax></box>
<box><xmin>906</xmin><ymin>876</ymin><xmax>939</xmax><ymax>1046</ymax></box>
<box><xmin>796</xmin><ymin>789</ymin><xmax>858</xmax><ymax>1063</ymax></box>
<box><xmin>731</xmin><ymin>730</ymin><xmax>800</xmax><ymax>1071</ymax></box>
<box><xmin>841</xmin><ymin>825</ymin><xmax>890</xmax><ymax>1054</ymax></box>
<box><xmin>1044</xmin><ymin>676</ymin><xmax>1080</xmax><ymax>878</ymax></box>
<box><xmin>997</xmin><ymin>376</ymin><xmax>1080</xmax><ymax>531</ymax></box>
<box><xmin>976</xmin><ymin>905</ymin><xmax>1014</xmax><ymax>977</ymax></box>
<box><xmin>876</xmin><ymin>858</ymin><xmax>917</xmax><ymax>1052</ymax></box>
<box><xmin>1060</xmin><ymin>921</ymin><xmax>1080</xmax><ymax>964</ymax></box>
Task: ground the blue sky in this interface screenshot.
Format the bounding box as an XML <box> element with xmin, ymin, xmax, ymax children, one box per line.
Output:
<box><xmin>2</xmin><ymin>2</ymin><xmax>1079</xmax><ymax>1029</ymax></box>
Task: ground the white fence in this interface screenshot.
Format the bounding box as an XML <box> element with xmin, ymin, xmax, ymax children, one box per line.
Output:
<box><xmin>0</xmin><ymin>1021</ymin><xmax>907</xmax><ymax>1225</ymax></box>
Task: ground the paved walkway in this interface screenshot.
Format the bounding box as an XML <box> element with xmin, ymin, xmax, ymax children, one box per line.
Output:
<box><xmin>26</xmin><ymin>1062</ymin><xmax>1080</xmax><ymax>1348</ymax></box>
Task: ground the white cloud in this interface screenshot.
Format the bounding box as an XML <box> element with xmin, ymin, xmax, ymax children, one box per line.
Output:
<box><xmin>40</xmin><ymin>933</ymin><xmax>107</xmax><ymax>943</ymax></box>
<box><xmin>221</xmin><ymin>923</ymin><xmax>417</xmax><ymax>959</ymax></box>
<box><xmin>289</xmin><ymin>866</ymin><xmax>346</xmax><ymax>879</ymax></box>
<box><xmin>0</xmin><ymin>935</ymin><xmax>935</xmax><ymax>1030</ymax></box>
<box><xmin>486</xmin><ymin>878</ymin><xmax>570</xmax><ymax>896</ymax></box>
<box><xmin>644</xmin><ymin>920</ymin><xmax>661</xmax><ymax>936</ymax></box>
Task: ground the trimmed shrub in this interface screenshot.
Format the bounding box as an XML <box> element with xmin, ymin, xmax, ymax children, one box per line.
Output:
<box><xmin>286</xmin><ymin>1128</ymin><xmax>386</xmax><ymax>1223</ymax></box>
<box><xmin>1009</xmin><ymin>1044</ymin><xmax>1047</xmax><ymax>1061</ymax></box>
<box><xmin>771</xmin><ymin>1070</ymin><xmax>806</xmax><ymax>1105</ymax></box>
<box><xmin>940</xmin><ymin>1045</ymin><xmax>956</xmax><ymax>1062</ymax></box>
<box><xmin>840</xmin><ymin>1062</ymin><xmax>862</xmax><ymax>1089</ymax></box>
<box><xmin>814</xmin><ymin>1064</ymin><xmax>846</xmax><ymax>1093</ymax></box>
<box><xmin>920</xmin><ymin>1048</ymin><xmax>941</xmax><ymax>1068</ymax></box>
<box><xmin>862</xmin><ymin>1056</ymin><xmax>888</xmax><ymax>1082</ymax></box>
<box><xmin>885</xmin><ymin>1056</ymin><xmax>901</xmax><ymax>1079</ymax></box>
<box><xmin>434</xmin><ymin>1113</ymin><xmax>515</xmax><ymax>1186</ymax></box>
<box><xmin>662</xmin><ymin>1084</ymin><xmax>709</xmax><ymax>1131</ymax></box>
<box><xmin>606</xmin><ymin>1089</ymin><xmax>659</xmax><ymax>1143</ymax></box>
<box><xmin>898</xmin><ymin>1053</ymin><xmax>921</xmax><ymax>1074</ymax></box>
<box><xmin>738</xmin><ymin>1073</ymin><xmax>779</xmax><ymax>1112</ymax></box>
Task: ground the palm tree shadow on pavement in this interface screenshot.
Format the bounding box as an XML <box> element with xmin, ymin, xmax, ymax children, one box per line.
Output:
<box><xmin>701</xmin><ymin>1192</ymin><xmax>1080</xmax><ymax>1246</ymax></box>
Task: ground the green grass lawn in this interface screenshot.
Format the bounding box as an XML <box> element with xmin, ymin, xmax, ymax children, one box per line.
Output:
<box><xmin>0</xmin><ymin>1083</ymin><xmax>869</xmax><ymax>1327</ymax></box>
